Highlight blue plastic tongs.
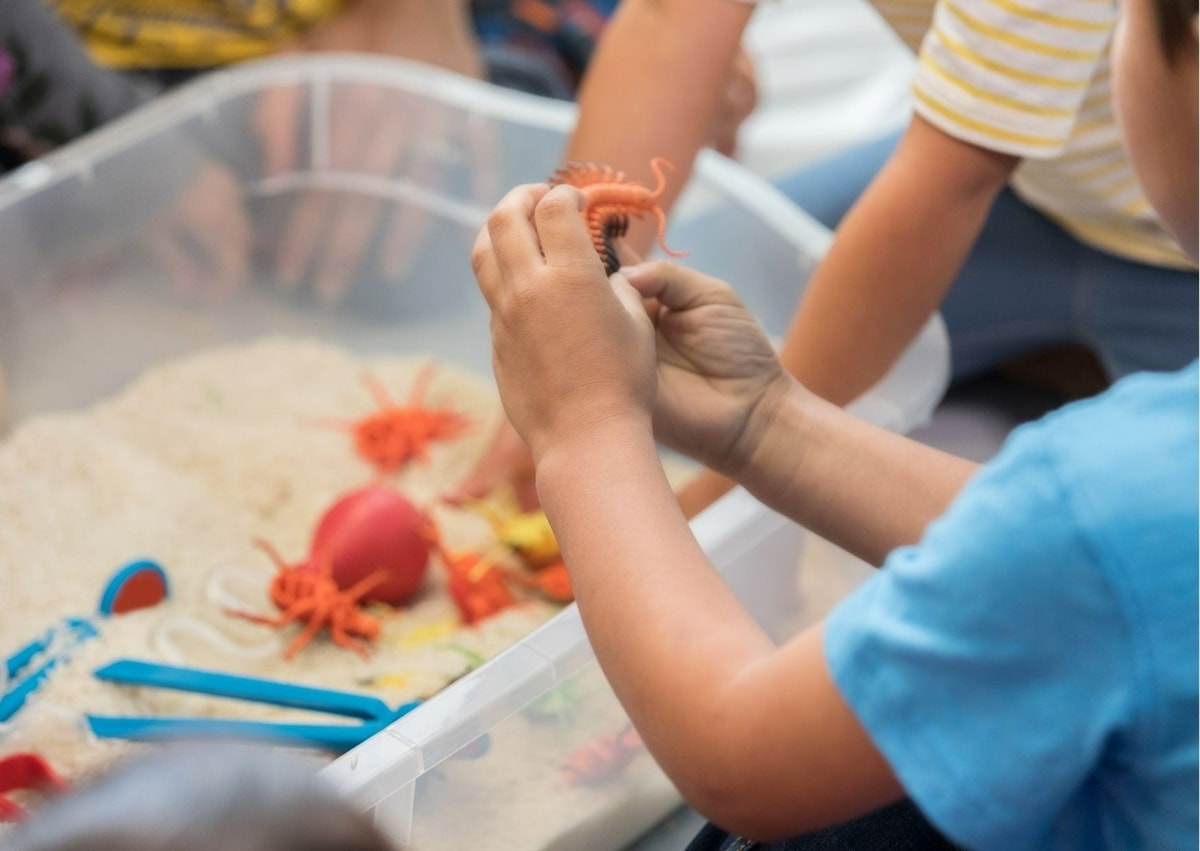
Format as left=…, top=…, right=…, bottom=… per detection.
left=86, top=659, right=422, bottom=753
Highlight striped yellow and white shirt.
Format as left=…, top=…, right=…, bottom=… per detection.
left=47, top=0, right=349, bottom=69
left=748, top=0, right=1192, bottom=269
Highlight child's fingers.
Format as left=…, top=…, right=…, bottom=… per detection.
left=485, top=184, right=551, bottom=282
left=533, top=185, right=595, bottom=267
left=610, top=270, right=661, bottom=321
left=610, top=273, right=655, bottom=323
left=470, top=226, right=504, bottom=309
left=620, top=260, right=739, bottom=312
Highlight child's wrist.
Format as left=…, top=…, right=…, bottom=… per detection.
left=533, top=414, right=657, bottom=496
left=735, top=376, right=814, bottom=487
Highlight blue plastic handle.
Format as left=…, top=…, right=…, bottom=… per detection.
left=94, top=660, right=396, bottom=720
left=86, top=706, right=419, bottom=753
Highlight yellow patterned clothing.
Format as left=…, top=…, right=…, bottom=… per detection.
left=45, top=0, right=351, bottom=69
left=745, top=0, right=1193, bottom=270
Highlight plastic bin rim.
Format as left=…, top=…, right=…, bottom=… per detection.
left=0, top=54, right=566, bottom=207
left=0, top=54, right=834, bottom=255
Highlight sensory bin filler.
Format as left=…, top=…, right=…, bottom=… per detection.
left=0, top=56, right=947, bottom=849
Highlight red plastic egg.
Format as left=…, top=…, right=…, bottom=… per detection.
left=308, top=486, right=431, bottom=606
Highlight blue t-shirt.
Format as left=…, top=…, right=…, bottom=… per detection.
left=825, top=363, right=1199, bottom=851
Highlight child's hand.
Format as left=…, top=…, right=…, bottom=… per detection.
left=259, top=0, right=488, bottom=302
left=621, top=261, right=791, bottom=478
left=443, top=418, right=539, bottom=511
left=472, top=183, right=659, bottom=466
left=148, top=162, right=251, bottom=300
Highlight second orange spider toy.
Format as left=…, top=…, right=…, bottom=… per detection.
left=226, top=539, right=386, bottom=660
left=327, top=364, right=473, bottom=477
left=549, top=156, right=687, bottom=275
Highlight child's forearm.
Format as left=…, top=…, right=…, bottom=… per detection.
left=535, top=421, right=796, bottom=807
left=781, top=117, right=1019, bottom=406
left=678, top=387, right=980, bottom=554
left=535, top=418, right=903, bottom=834
left=535, top=422, right=771, bottom=692
left=567, top=0, right=750, bottom=254
left=738, top=380, right=979, bottom=565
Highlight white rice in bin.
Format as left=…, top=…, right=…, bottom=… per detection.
left=0, top=337, right=695, bottom=849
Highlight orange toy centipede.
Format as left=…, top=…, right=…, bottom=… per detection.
left=549, top=157, right=687, bottom=275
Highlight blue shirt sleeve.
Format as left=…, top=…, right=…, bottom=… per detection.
left=824, top=422, right=1140, bottom=850
left=826, top=366, right=1198, bottom=850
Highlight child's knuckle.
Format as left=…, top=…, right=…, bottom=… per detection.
left=469, top=243, right=491, bottom=278
left=486, top=207, right=515, bottom=240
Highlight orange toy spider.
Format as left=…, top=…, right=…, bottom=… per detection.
left=423, top=520, right=518, bottom=624
left=549, top=156, right=687, bottom=275
left=461, top=497, right=574, bottom=602
left=326, top=364, right=473, bottom=476
left=434, top=540, right=518, bottom=625
left=226, top=539, right=386, bottom=660
left=445, top=552, right=518, bottom=626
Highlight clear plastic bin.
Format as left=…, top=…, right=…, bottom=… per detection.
left=0, top=56, right=948, bottom=850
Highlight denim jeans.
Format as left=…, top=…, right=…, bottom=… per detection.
left=774, top=132, right=1199, bottom=384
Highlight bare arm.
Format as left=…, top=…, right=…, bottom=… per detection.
left=536, top=423, right=904, bottom=839
left=566, top=0, right=753, bottom=254
left=737, top=379, right=979, bottom=565
left=534, top=383, right=975, bottom=833
left=783, top=115, right=1020, bottom=405
left=534, top=370, right=976, bottom=829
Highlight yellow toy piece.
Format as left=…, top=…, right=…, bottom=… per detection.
left=467, top=495, right=560, bottom=569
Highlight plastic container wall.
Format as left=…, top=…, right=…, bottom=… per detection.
left=0, top=56, right=948, bottom=850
